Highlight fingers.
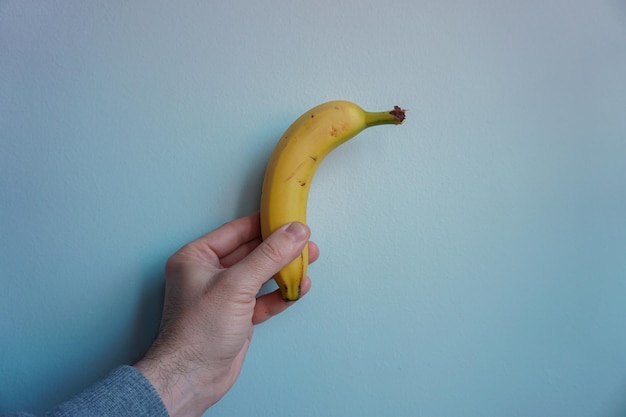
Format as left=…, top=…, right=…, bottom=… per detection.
left=219, top=237, right=262, bottom=268
left=192, top=212, right=261, bottom=259
left=224, top=222, right=310, bottom=295
left=183, top=211, right=320, bottom=269
left=252, top=276, right=312, bottom=324
left=307, top=241, right=320, bottom=264
left=221, top=239, right=320, bottom=269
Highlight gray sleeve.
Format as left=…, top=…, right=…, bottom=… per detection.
left=2, top=366, right=169, bottom=417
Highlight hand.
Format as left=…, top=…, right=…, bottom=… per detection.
left=134, top=212, right=318, bottom=417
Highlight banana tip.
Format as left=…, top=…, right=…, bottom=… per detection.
left=281, top=285, right=302, bottom=302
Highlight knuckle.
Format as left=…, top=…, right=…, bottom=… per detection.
left=258, top=239, right=285, bottom=265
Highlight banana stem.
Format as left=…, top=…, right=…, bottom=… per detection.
left=364, top=106, right=406, bottom=127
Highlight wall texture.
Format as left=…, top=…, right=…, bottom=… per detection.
left=1, top=1, right=626, bottom=416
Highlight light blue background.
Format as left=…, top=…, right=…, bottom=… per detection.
left=2, top=1, right=626, bottom=416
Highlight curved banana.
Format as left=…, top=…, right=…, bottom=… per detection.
left=260, top=100, right=405, bottom=301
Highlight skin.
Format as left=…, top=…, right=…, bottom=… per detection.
left=134, top=212, right=318, bottom=417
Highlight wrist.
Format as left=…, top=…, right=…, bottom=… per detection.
left=134, top=352, right=220, bottom=417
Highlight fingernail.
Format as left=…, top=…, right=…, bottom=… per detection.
left=284, top=222, right=308, bottom=242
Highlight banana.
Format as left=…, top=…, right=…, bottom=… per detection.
left=260, top=100, right=405, bottom=301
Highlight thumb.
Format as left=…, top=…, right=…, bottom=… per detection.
left=226, top=222, right=310, bottom=294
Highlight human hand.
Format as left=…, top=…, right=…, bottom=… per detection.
left=134, top=212, right=318, bottom=417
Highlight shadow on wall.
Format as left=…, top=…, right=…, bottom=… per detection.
left=28, top=264, right=165, bottom=415
left=126, top=263, right=166, bottom=362
left=235, top=137, right=274, bottom=220
left=237, top=133, right=280, bottom=296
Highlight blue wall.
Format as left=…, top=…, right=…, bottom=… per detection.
left=2, top=1, right=626, bottom=416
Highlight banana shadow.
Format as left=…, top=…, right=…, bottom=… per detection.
left=236, top=134, right=281, bottom=297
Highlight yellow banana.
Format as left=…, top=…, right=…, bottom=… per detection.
left=259, top=100, right=405, bottom=301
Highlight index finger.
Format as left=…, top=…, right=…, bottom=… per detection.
left=192, top=211, right=261, bottom=259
